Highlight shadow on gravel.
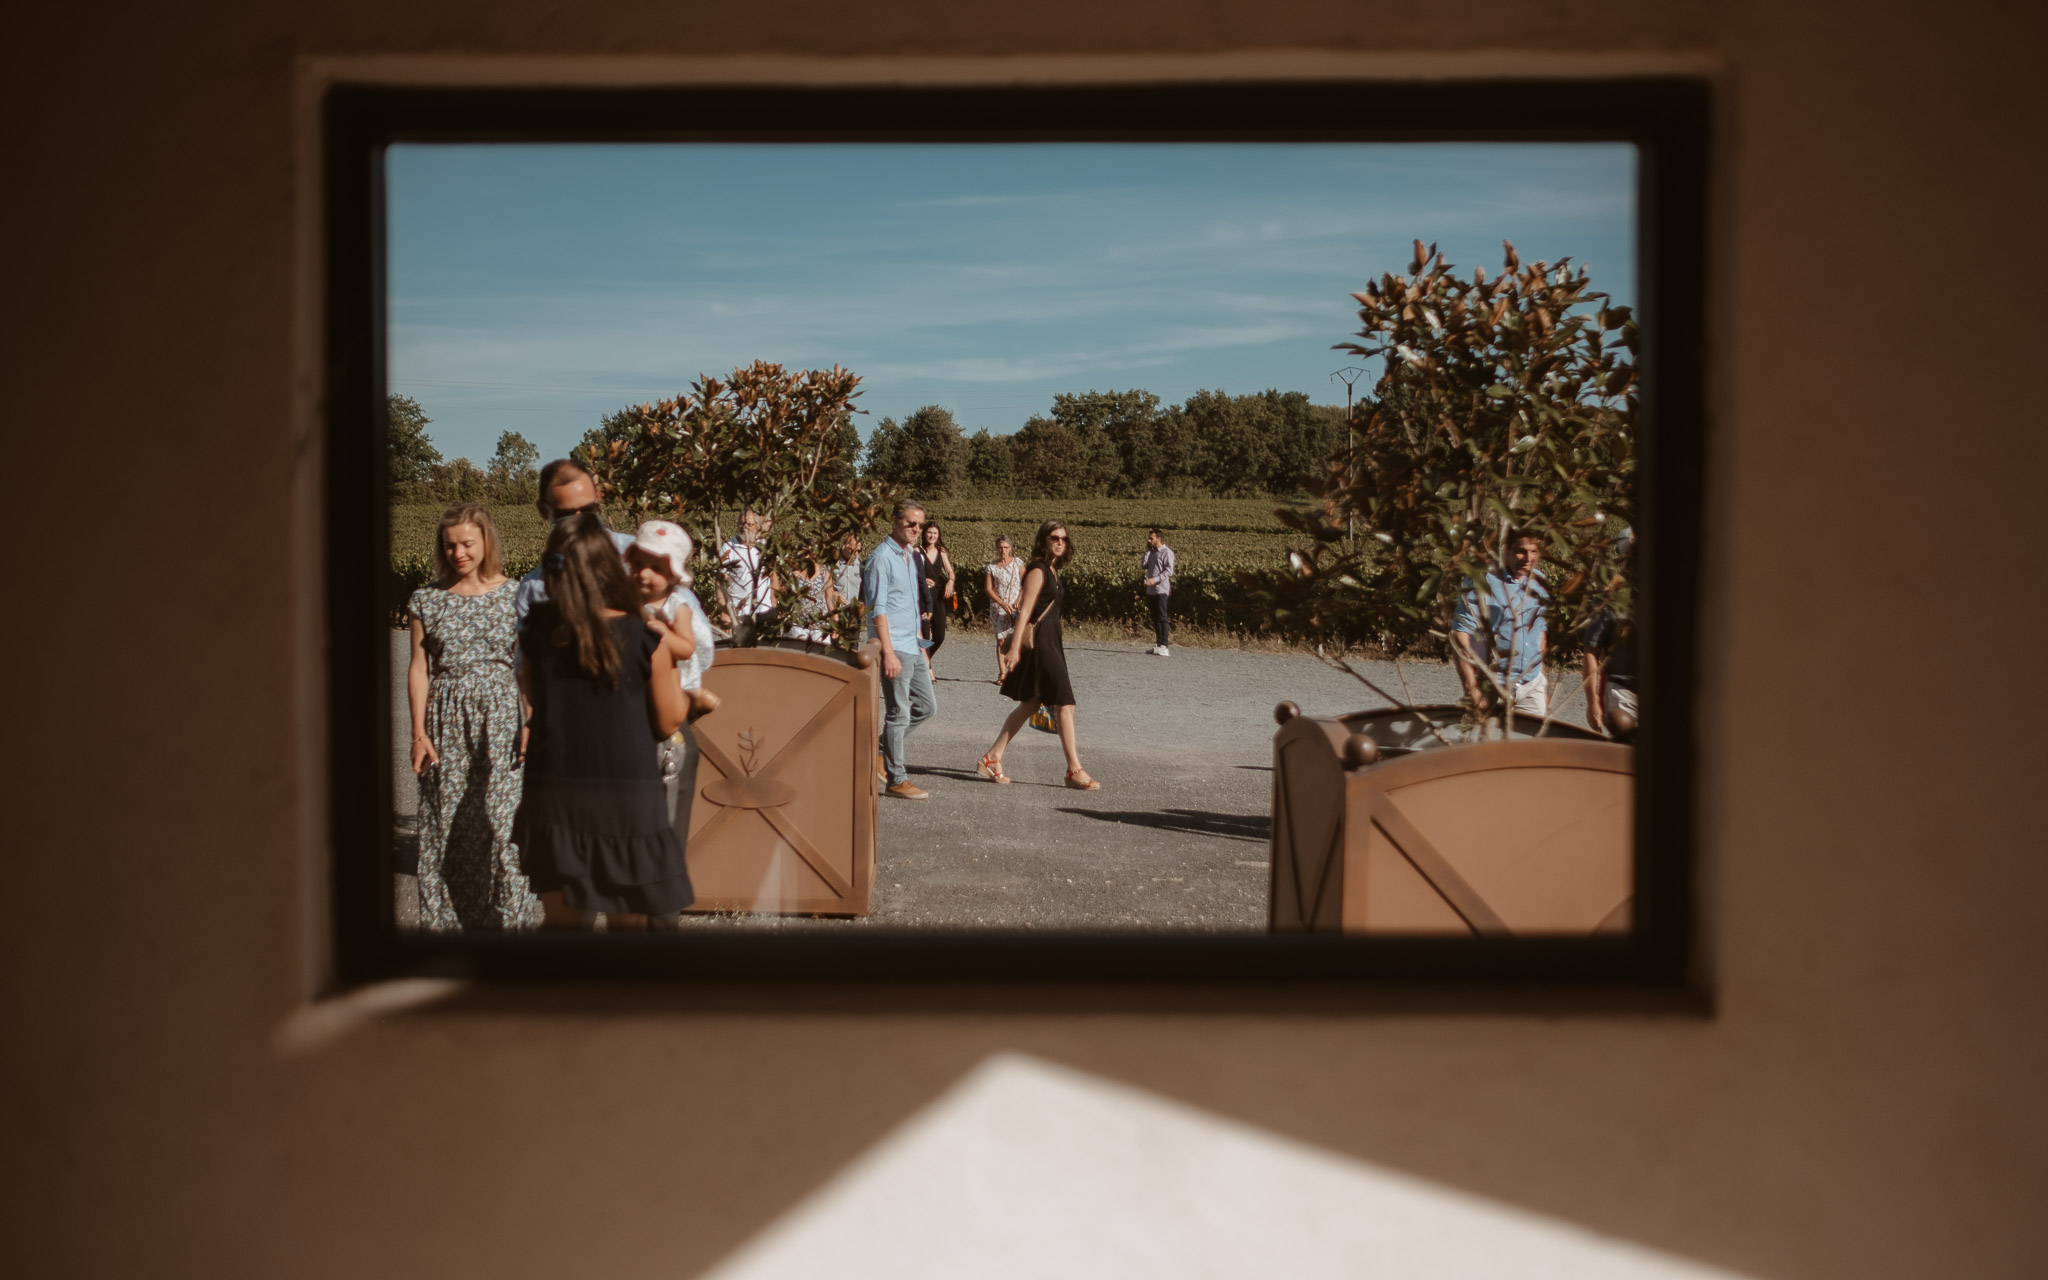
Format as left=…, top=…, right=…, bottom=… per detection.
left=1056, top=808, right=1271, bottom=843
left=912, top=765, right=1073, bottom=790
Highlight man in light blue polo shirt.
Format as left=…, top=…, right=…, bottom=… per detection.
left=863, top=499, right=937, bottom=800
left=1452, top=527, right=1551, bottom=725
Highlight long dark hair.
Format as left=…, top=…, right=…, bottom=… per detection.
left=1029, top=519, right=1073, bottom=570
left=541, top=511, right=639, bottom=686
left=920, top=521, right=951, bottom=568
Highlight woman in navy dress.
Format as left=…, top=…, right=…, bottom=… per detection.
left=515, top=511, right=694, bottom=924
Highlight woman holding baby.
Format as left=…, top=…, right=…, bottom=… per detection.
left=514, top=510, right=698, bottom=925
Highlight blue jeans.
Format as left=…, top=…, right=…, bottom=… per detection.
left=880, top=649, right=937, bottom=785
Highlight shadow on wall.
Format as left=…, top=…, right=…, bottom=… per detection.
left=699, top=1053, right=1755, bottom=1280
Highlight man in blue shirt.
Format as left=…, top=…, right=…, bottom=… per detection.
left=1451, top=528, right=1551, bottom=725
left=863, top=500, right=937, bottom=799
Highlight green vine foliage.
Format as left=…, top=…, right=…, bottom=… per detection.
left=574, top=361, right=896, bottom=649
left=1244, top=240, right=1636, bottom=688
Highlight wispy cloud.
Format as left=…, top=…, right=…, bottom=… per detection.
left=387, top=141, right=1634, bottom=459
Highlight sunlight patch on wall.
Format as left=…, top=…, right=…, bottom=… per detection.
left=702, top=1053, right=1748, bottom=1280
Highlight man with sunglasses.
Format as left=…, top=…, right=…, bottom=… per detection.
left=513, top=459, right=638, bottom=631
left=862, top=499, right=937, bottom=800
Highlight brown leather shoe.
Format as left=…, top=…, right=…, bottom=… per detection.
left=885, top=781, right=930, bottom=800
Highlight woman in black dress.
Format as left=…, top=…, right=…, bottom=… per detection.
left=515, top=511, right=694, bottom=926
left=917, top=521, right=956, bottom=662
left=977, top=520, right=1100, bottom=790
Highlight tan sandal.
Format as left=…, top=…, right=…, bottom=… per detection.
left=977, top=752, right=1011, bottom=784
left=1064, top=768, right=1100, bottom=791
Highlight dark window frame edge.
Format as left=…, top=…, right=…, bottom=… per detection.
left=323, top=78, right=1711, bottom=1005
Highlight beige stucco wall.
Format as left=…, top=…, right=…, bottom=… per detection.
left=4, top=2, right=2045, bottom=1276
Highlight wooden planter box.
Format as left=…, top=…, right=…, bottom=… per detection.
left=683, top=641, right=882, bottom=917
left=1269, top=704, right=1632, bottom=935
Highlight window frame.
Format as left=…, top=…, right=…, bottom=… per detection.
left=324, top=79, right=1709, bottom=993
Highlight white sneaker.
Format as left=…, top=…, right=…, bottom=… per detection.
left=1158, top=646, right=1169, bottom=657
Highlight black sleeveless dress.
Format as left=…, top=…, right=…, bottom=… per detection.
left=514, top=606, right=693, bottom=914
left=920, top=548, right=954, bottom=656
left=998, top=560, right=1076, bottom=707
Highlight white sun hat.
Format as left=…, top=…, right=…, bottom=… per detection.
left=634, top=519, right=695, bottom=586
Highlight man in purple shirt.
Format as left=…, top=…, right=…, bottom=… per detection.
left=1141, top=528, right=1175, bottom=656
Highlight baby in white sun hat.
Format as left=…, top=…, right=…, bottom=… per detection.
left=628, top=520, right=719, bottom=721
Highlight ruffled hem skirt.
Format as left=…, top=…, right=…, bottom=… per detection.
left=514, top=777, right=693, bottom=914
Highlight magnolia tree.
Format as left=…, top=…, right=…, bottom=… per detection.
left=576, top=360, right=893, bottom=649
left=1248, top=240, right=1637, bottom=732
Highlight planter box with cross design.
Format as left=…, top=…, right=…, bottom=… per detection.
left=683, top=641, right=882, bottom=916
left=1267, top=703, right=1633, bottom=935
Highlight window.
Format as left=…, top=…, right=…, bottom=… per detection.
left=324, top=80, right=1707, bottom=988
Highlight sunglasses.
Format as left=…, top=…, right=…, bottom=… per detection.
left=550, top=502, right=601, bottom=521
left=902, top=519, right=925, bottom=528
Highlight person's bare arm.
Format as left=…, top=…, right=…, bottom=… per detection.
left=941, top=550, right=956, bottom=598
left=646, top=614, right=695, bottom=665
left=408, top=617, right=438, bottom=773
left=515, top=660, right=533, bottom=762
left=1450, top=628, right=1485, bottom=707
left=1583, top=651, right=1607, bottom=734
left=873, top=611, right=900, bottom=679
left=648, top=638, right=687, bottom=738
left=1007, top=568, right=1046, bottom=663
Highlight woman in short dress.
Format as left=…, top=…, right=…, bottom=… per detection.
left=984, top=535, right=1023, bottom=683
left=977, top=520, right=1100, bottom=790
left=405, top=503, right=542, bottom=930
left=515, top=511, right=693, bottom=925
left=917, top=522, right=956, bottom=662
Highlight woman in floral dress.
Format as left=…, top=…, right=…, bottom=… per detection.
left=406, top=503, right=542, bottom=931
left=984, top=535, right=1023, bottom=683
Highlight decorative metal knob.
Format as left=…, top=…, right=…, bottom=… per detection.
left=1342, top=734, right=1380, bottom=769
left=1274, top=700, right=1300, bottom=725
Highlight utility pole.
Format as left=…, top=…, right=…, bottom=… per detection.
left=1329, top=366, right=1368, bottom=423
left=1329, top=367, right=1369, bottom=544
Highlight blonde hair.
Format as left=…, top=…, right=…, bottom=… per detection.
left=433, top=503, right=504, bottom=584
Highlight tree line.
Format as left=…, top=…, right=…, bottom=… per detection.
left=863, top=388, right=1348, bottom=500
left=391, top=384, right=1349, bottom=508
left=387, top=394, right=543, bottom=504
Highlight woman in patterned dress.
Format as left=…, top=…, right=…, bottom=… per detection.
left=788, top=557, right=833, bottom=644
left=984, top=534, right=1022, bottom=684
left=405, top=503, right=542, bottom=931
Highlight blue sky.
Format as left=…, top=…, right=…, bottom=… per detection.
left=386, top=143, right=1636, bottom=467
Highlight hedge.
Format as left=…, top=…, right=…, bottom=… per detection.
left=389, top=551, right=1449, bottom=654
